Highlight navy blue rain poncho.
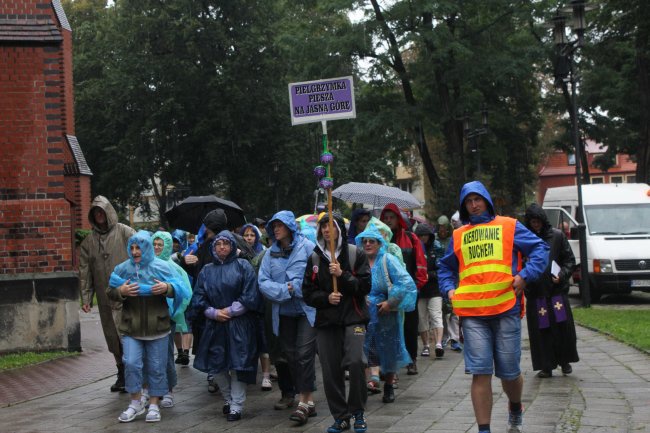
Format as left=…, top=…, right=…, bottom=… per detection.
left=192, top=230, right=264, bottom=384
left=109, top=231, right=189, bottom=320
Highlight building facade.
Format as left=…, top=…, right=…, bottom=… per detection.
left=0, top=0, right=91, bottom=353
left=537, top=140, right=636, bottom=203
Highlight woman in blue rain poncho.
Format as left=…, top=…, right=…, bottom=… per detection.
left=152, top=231, right=193, bottom=372
left=192, top=230, right=264, bottom=421
left=106, top=230, right=189, bottom=424
left=355, top=224, right=416, bottom=404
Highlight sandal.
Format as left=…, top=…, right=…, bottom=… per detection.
left=367, top=377, right=381, bottom=394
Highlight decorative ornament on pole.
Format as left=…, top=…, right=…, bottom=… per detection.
left=288, top=76, right=356, bottom=293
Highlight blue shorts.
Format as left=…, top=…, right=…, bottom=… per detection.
left=461, top=314, right=521, bottom=380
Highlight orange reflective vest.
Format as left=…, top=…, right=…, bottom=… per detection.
left=451, top=215, right=517, bottom=317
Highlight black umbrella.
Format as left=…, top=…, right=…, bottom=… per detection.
left=164, top=195, right=246, bottom=234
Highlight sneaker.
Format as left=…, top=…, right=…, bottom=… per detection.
left=406, top=363, right=418, bottom=375
left=353, top=411, right=367, bottom=433
left=421, top=346, right=430, bottom=357
left=261, top=377, right=273, bottom=391
left=435, top=344, right=445, bottom=358
left=180, top=349, right=190, bottom=366
left=507, top=407, right=524, bottom=433
left=145, top=407, right=161, bottom=423
left=289, top=404, right=310, bottom=425
left=207, top=375, right=219, bottom=393
left=537, top=370, right=552, bottom=378
left=327, top=418, right=351, bottom=433
left=175, top=351, right=183, bottom=364
left=118, top=400, right=146, bottom=422
left=274, top=395, right=295, bottom=410
left=561, top=363, right=573, bottom=375
left=160, top=393, right=174, bottom=408
left=227, top=410, right=242, bottom=421
left=450, top=340, right=462, bottom=352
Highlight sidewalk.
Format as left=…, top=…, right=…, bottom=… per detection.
left=1, top=306, right=649, bottom=432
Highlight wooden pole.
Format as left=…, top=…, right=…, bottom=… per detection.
left=322, top=120, right=338, bottom=293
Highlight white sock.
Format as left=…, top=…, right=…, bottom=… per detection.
left=298, top=402, right=309, bottom=409
left=149, top=403, right=159, bottom=411
left=131, top=399, right=141, bottom=407
left=263, top=372, right=270, bottom=379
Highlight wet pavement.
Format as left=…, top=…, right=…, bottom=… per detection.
left=1, top=301, right=648, bottom=432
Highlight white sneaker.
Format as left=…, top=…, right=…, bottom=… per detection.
left=261, top=377, right=272, bottom=391
left=160, top=393, right=174, bottom=408
left=118, top=400, right=146, bottom=422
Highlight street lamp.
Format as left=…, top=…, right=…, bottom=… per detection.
left=549, top=0, right=596, bottom=307
left=463, top=105, right=489, bottom=175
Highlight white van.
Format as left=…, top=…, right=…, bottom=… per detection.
left=542, top=183, right=650, bottom=302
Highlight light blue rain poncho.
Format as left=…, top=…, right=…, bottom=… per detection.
left=152, top=231, right=193, bottom=332
left=355, top=223, right=417, bottom=373
left=258, top=210, right=316, bottom=336
left=109, top=231, right=190, bottom=323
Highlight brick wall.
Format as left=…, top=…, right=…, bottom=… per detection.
left=0, top=1, right=79, bottom=274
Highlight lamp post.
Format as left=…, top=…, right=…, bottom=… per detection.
left=549, top=0, right=596, bottom=307
left=463, top=105, right=489, bottom=175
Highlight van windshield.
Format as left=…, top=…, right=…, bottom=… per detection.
left=585, top=204, right=650, bottom=235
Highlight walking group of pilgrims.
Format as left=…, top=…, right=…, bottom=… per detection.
left=79, top=179, right=580, bottom=433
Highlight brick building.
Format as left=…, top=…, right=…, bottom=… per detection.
left=537, top=139, right=637, bottom=203
left=0, top=0, right=91, bottom=353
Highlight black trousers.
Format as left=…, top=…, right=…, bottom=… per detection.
left=403, top=309, right=419, bottom=363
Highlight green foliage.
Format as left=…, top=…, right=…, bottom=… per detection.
left=573, top=308, right=650, bottom=351
left=0, top=351, right=79, bottom=371
left=75, top=229, right=92, bottom=246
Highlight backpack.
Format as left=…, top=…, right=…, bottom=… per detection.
left=311, top=244, right=357, bottom=272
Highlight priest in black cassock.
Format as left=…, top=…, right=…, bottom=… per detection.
left=523, top=203, right=579, bottom=378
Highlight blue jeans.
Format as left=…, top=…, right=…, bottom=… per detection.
left=122, top=334, right=169, bottom=396
left=462, top=314, right=521, bottom=380
left=213, top=371, right=247, bottom=412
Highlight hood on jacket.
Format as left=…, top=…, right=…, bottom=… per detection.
left=367, top=216, right=393, bottom=243
left=239, top=223, right=265, bottom=254
left=210, top=230, right=239, bottom=263
left=127, top=230, right=156, bottom=266
left=524, top=203, right=552, bottom=235
left=88, top=195, right=119, bottom=234
left=171, top=229, right=187, bottom=251
left=265, top=210, right=298, bottom=244
left=347, top=208, right=371, bottom=242
left=152, top=231, right=174, bottom=261
left=203, top=209, right=228, bottom=234
left=355, top=223, right=389, bottom=256
left=316, top=212, right=346, bottom=257
left=459, top=181, right=495, bottom=224
left=380, top=203, right=408, bottom=232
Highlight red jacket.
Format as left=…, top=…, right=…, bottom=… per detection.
left=380, top=203, right=428, bottom=289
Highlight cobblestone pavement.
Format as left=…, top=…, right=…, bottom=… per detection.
left=1, top=304, right=648, bottom=433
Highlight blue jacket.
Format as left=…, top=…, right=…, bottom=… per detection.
left=258, top=210, right=316, bottom=335
left=192, top=231, right=263, bottom=383
left=438, top=181, right=549, bottom=316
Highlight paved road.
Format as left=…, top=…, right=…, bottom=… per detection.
left=1, top=304, right=648, bottom=432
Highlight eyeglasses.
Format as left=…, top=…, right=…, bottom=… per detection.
left=361, top=238, right=378, bottom=244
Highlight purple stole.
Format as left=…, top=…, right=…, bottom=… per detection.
left=536, top=295, right=567, bottom=329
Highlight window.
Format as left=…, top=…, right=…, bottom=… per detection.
left=567, top=153, right=576, bottom=165
left=611, top=175, right=623, bottom=184
left=396, top=181, right=413, bottom=193
left=590, top=176, right=604, bottom=184
left=627, top=175, right=637, bottom=183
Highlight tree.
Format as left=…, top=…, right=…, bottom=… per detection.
left=580, top=0, right=650, bottom=183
